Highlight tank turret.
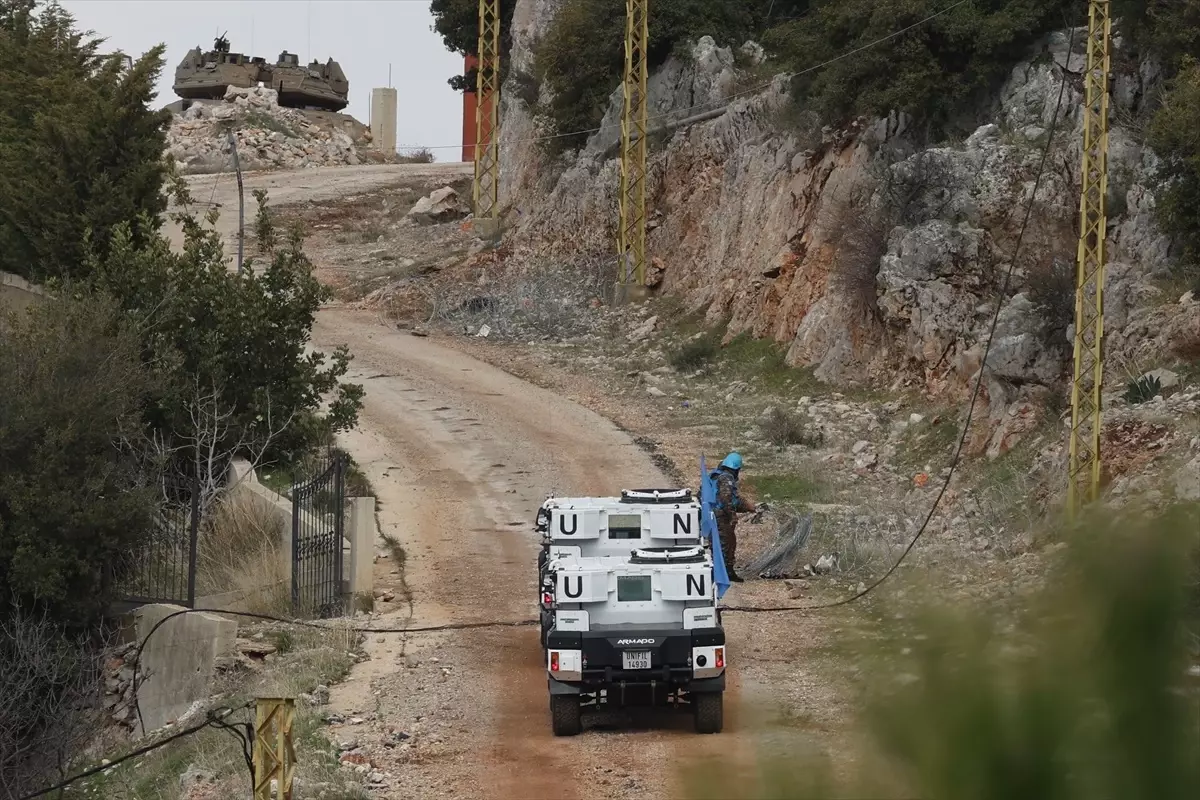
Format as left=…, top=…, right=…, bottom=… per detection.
left=172, top=36, right=349, bottom=112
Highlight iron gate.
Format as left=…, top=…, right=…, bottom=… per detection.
left=116, top=475, right=200, bottom=607
left=291, top=453, right=346, bottom=617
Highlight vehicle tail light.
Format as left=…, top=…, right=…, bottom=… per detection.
left=542, top=592, right=553, bottom=605
left=550, top=651, right=559, bottom=672
left=715, top=648, right=724, bottom=669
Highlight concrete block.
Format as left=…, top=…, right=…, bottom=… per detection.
left=371, top=87, right=397, bottom=154
left=133, top=603, right=237, bottom=736
left=347, top=496, right=377, bottom=600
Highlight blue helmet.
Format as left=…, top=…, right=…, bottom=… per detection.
left=720, top=452, right=743, bottom=471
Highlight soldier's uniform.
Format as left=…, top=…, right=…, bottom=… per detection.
left=712, top=467, right=755, bottom=579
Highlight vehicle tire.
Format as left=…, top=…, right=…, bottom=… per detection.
left=693, top=692, right=723, bottom=734
left=550, top=694, right=582, bottom=736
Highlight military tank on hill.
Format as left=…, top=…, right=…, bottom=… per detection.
left=173, top=34, right=349, bottom=112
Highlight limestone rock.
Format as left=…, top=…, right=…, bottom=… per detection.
left=984, top=293, right=1061, bottom=385
left=1173, top=455, right=1200, bottom=501
left=407, top=187, right=468, bottom=225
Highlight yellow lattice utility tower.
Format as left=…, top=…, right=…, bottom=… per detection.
left=1068, top=0, right=1112, bottom=516
left=253, top=698, right=296, bottom=800
left=617, top=0, right=650, bottom=300
left=473, top=0, right=501, bottom=229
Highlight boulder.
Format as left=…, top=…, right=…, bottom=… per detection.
left=984, top=293, right=1062, bottom=385
left=406, top=187, right=468, bottom=225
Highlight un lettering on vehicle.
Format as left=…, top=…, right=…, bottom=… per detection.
left=556, top=571, right=607, bottom=602
left=551, top=509, right=601, bottom=540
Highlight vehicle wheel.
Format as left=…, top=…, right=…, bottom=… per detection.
left=693, top=692, right=723, bottom=734
left=550, top=694, right=582, bottom=736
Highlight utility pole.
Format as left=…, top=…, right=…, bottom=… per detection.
left=253, top=698, right=295, bottom=799
left=227, top=130, right=245, bottom=274
left=1067, top=0, right=1112, bottom=516
left=472, top=0, right=501, bottom=233
left=616, top=0, right=650, bottom=302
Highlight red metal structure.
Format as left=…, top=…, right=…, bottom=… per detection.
left=461, top=54, right=495, bottom=164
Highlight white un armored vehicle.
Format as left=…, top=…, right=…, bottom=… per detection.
left=535, top=488, right=725, bottom=736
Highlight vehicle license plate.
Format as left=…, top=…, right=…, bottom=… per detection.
left=622, top=650, right=651, bottom=670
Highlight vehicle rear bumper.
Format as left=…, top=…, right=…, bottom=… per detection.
left=545, top=627, right=725, bottom=693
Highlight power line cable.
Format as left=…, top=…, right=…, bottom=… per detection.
left=128, top=607, right=538, bottom=734
left=17, top=706, right=246, bottom=800
left=722, top=20, right=1080, bottom=615
left=397, top=0, right=974, bottom=151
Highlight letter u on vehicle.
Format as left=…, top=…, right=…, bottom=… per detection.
left=559, top=513, right=578, bottom=535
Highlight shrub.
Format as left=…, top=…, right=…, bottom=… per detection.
left=670, top=334, right=719, bottom=371
left=687, top=503, right=1200, bottom=798
left=0, top=1, right=171, bottom=282
left=1125, top=374, right=1162, bottom=404
left=0, top=605, right=108, bottom=799
left=397, top=147, right=435, bottom=164
left=827, top=197, right=890, bottom=323
left=762, top=0, right=1077, bottom=133
left=0, top=295, right=158, bottom=626
left=1149, top=58, right=1200, bottom=285
left=253, top=188, right=277, bottom=254
left=1028, top=256, right=1076, bottom=351
left=759, top=407, right=824, bottom=448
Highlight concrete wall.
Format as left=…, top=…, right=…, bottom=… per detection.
left=132, top=603, right=237, bottom=736
left=370, top=87, right=397, bottom=154
left=0, top=270, right=49, bottom=320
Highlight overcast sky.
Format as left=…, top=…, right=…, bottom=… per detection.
left=61, top=0, right=465, bottom=160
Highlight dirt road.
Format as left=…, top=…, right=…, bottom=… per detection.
left=168, top=162, right=471, bottom=252
left=311, top=308, right=759, bottom=799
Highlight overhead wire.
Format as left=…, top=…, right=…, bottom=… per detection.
left=16, top=706, right=249, bottom=800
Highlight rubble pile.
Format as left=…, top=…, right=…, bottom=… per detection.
left=167, top=85, right=373, bottom=174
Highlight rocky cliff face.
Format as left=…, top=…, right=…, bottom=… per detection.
left=498, top=1, right=1197, bottom=424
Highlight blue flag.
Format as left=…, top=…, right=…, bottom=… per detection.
left=699, top=455, right=730, bottom=599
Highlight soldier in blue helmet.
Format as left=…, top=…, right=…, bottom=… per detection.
left=711, top=452, right=756, bottom=582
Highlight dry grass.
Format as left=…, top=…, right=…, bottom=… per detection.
left=195, top=490, right=289, bottom=615
left=759, top=407, right=824, bottom=448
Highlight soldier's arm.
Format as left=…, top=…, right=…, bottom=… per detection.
left=738, top=490, right=757, bottom=513
left=716, top=475, right=734, bottom=508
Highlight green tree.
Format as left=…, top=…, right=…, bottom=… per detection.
left=1113, top=0, right=1200, bottom=69
left=1148, top=57, right=1200, bottom=283
left=0, top=295, right=159, bottom=627
left=763, top=0, right=1077, bottom=133
left=429, top=0, right=518, bottom=91
left=0, top=0, right=170, bottom=282
left=85, top=199, right=363, bottom=479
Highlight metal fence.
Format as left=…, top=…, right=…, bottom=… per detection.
left=115, top=475, right=200, bottom=607
left=291, top=453, right=346, bottom=618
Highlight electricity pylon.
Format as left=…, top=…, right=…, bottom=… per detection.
left=473, top=0, right=500, bottom=225
left=1067, top=0, right=1112, bottom=516
left=617, top=0, right=649, bottom=296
